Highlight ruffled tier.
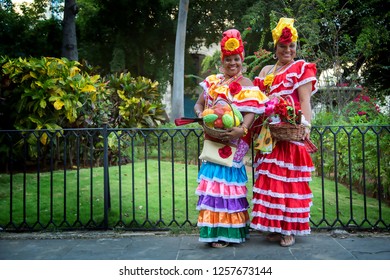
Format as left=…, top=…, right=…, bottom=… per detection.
left=199, top=226, right=250, bottom=243
left=254, top=141, right=315, bottom=180
left=197, top=161, right=248, bottom=186
left=253, top=179, right=313, bottom=200
left=251, top=194, right=312, bottom=236
left=198, top=210, right=249, bottom=243
left=250, top=216, right=311, bottom=236
left=197, top=195, right=249, bottom=213
left=252, top=193, right=313, bottom=214
left=200, top=74, right=269, bottom=114
left=254, top=141, right=314, bottom=169
left=196, top=180, right=247, bottom=198
left=198, top=209, right=249, bottom=228
left=250, top=141, right=313, bottom=236
left=253, top=60, right=318, bottom=97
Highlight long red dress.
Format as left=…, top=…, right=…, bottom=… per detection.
left=250, top=60, right=318, bottom=236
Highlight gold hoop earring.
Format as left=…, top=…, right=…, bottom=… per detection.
left=273, top=54, right=277, bottom=60
left=218, top=66, right=225, bottom=74
left=241, top=65, right=247, bottom=74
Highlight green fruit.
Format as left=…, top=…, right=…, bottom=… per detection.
left=231, top=105, right=243, bottom=122
left=222, top=114, right=234, bottom=128
left=203, top=113, right=218, bottom=123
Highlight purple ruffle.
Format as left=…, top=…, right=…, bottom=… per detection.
left=197, top=195, right=249, bottom=213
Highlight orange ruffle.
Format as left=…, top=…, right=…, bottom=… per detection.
left=198, top=209, right=249, bottom=227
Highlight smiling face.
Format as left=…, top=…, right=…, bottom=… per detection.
left=275, top=42, right=297, bottom=64
left=222, top=54, right=243, bottom=77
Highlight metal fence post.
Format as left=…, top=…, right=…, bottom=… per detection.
left=102, top=117, right=111, bottom=229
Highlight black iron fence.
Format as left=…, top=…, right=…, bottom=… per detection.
left=0, top=125, right=389, bottom=232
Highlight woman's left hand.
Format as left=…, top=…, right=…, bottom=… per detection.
left=221, top=126, right=245, bottom=142
left=303, top=126, right=311, bottom=140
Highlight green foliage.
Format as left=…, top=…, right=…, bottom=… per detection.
left=0, top=56, right=169, bottom=130
left=105, top=73, right=168, bottom=128
left=1, top=56, right=106, bottom=130
left=0, top=56, right=169, bottom=170
left=200, top=50, right=221, bottom=76
left=2, top=0, right=388, bottom=102
left=0, top=1, right=62, bottom=58
left=312, top=91, right=390, bottom=202
left=341, top=92, right=386, bottom=124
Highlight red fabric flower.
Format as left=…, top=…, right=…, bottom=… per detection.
left=274, top=102, right=288, bottom=118
left=229, top=82, right=242, bottom=95
left=218, top=145, right=232, bottom=158
left=278, top=27, right=293, bottom=45
left=265, top=96, right=302, bottom=124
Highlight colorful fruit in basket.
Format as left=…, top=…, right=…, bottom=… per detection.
left=213, top=107, right=225, bottom=118
left=201, top=108, right=214, bottom=117
left=203, top=113, right=218, bottom=123
left=222, top=114, right=234, bottom=128
left=232, top=106, right=243, bottom=122
left=214, top=118, right=224, bottom=129
left=202, top=102, right=242, bottom=129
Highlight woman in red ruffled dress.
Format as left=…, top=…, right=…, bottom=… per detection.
left=250, top=18, right=318, bottom=247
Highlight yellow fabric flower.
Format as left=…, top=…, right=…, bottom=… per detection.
left=272, top=18, right=298, bottom=46
left=224, top=38, right=240, bottom=51
left=264, top=74, right=275, bottom=87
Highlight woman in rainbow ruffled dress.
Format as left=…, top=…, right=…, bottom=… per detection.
left=193, top=29, right=268, bottom=248
left=250, top=18, right=318, bottom=247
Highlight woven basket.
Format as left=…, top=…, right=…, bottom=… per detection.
left=269, top=122, right=306, bottom=142
left=268, top=95, right=305, bottom=142
left=203, top=124, right=227, bottom=139
left=202, top=99, right=238, bottom=138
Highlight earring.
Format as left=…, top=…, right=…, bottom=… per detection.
left=218, top=65, right=225, bottom=74
left=241, top=65, right=247, bottom=74
left=272, top=54, right=277, bottom=60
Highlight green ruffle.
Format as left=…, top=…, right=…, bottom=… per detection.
left=199, top=226, right=250, bottom=243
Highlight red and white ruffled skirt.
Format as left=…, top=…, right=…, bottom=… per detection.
left=250, top=140, right=315, bottom=236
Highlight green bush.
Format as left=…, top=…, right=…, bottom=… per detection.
left=0, top=56, right=169, bottom=169
left=312, top=91, right=390, bottom=201
left=0, top=56, right=106, bottom=130
left=105, top=72, right=168, bottom=128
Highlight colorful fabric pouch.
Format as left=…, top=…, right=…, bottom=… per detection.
left=199, top=140, right=236, bottom=167
left=254, top=125, right=275, bottom=154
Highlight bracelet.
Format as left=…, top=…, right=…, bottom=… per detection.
left=241, top=125, right=248, bottom=137
left=195, top=110, right=202, bottom=117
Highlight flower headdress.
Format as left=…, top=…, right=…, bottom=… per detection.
left=220, top=29, right=245, bottom=60
left=272, top=18, right=298, bottom=46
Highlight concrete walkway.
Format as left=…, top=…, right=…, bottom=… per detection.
left=1, top=230, right=390, bottom=260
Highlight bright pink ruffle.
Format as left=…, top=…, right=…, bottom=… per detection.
left=196, top=180, right=247, bottom=198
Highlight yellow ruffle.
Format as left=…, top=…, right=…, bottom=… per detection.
left=205, top=74, right=221, bottom=85
left=232, top=88, right=268, bottom=103
left=209, top=85, right=267, bottom=103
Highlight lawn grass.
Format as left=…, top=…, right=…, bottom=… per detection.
left=0, top=160, right=389, bottom=230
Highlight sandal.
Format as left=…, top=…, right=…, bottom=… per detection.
left=210, top=241, right=230, bottom=248
left=280, top=235, right=295, bottom=247
left=266, top=232, right=282, bottom=242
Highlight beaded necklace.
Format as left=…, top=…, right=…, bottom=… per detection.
left=263, top=60, right=293, bottom=94
left=219, top=72, right=243, bottom=86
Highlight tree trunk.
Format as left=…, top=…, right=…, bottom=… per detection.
left=171, top=0, right=189, bottom=121
left=61, top=0, right=79, bottom=61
